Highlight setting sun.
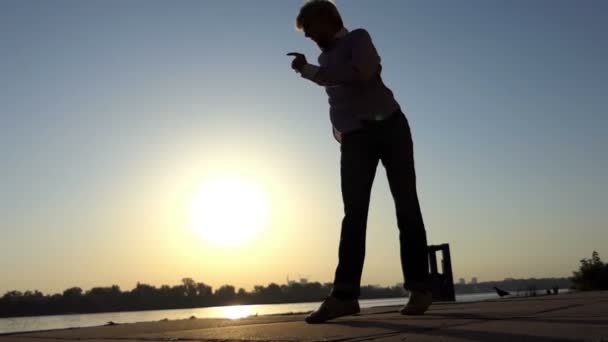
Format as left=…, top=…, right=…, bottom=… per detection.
left=190, top=176, right=270, bottom=247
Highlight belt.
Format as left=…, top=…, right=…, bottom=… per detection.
left=360, top=109, right=401, bottom=126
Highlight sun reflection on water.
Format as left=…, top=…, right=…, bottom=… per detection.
left=222, top=305, right=255, bottom=320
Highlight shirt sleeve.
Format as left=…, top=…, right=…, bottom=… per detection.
left=300, top=64, right=320, bottom=80
left=302, top=29, right=380, bottom=86
left=332, top=126, right=343, bottom=143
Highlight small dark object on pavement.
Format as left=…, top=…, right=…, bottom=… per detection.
left=494, top=286, right=511, bottom=297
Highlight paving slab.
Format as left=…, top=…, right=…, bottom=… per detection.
left=2, top=290, right=607, bottom=342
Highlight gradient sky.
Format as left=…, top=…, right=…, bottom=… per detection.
left=1, top=0, right=607, bottom=296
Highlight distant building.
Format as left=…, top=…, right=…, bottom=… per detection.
left=471, top=277, right=478, bottom=284
left=459, top=278, right=466, bottom=285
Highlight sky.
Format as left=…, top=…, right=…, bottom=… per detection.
left=1, top=0, right=607, bottom=296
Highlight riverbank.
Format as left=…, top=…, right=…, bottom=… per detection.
left=0, top=292, right=505, bottom=334
left=1, top=290, right=606, bottom=341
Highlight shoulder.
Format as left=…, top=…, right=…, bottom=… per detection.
left=344, top=28, right=375, bottom=48
left=348, top=28, right=372, bottom=41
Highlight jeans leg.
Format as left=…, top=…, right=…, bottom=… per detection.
left=331, top=129, right=380, bottom=299
left=379, top=114, right=430, bottom=292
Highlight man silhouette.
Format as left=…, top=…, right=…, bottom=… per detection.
left=288, top=0, right=432, bottom=323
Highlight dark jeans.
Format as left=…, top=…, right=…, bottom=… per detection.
left=330, top=110, right=430, bottom=299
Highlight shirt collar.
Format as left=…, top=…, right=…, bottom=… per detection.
left=334, top=27, right=348, bottom=39
left=321, top=27, right=348, bottom=51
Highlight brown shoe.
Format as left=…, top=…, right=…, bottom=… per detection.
left=399, top=289, right=432, bottom=315
left=305, top=296, right=360, bottom=324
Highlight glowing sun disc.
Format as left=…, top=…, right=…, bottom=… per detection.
left=190, top=177, right=269, bottom=246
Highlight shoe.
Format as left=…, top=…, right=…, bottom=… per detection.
left=305, top=295, right=360, bottom=324
left=400, top=289, right=432, bottom=315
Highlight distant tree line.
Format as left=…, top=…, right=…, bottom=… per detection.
left=0, top=278, right=406, bottom=318
left=454, top=277, right=572, bottom=295
left=456, top=251, right=608, bottom=294
left=5, top=250, right=604, bottom=318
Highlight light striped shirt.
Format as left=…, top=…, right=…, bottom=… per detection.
left=299, top=27, right=402, bottom=142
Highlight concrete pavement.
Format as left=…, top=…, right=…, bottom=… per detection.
left=2, top=290, right=607, bottom=341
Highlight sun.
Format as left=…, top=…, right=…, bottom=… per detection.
left=190, top=176, right=270, bottom=247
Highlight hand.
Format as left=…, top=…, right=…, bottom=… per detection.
left=287, top=52, right=307, bottom=72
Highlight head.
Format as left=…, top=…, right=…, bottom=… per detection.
left=296, top=0, right=344, bottom=49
